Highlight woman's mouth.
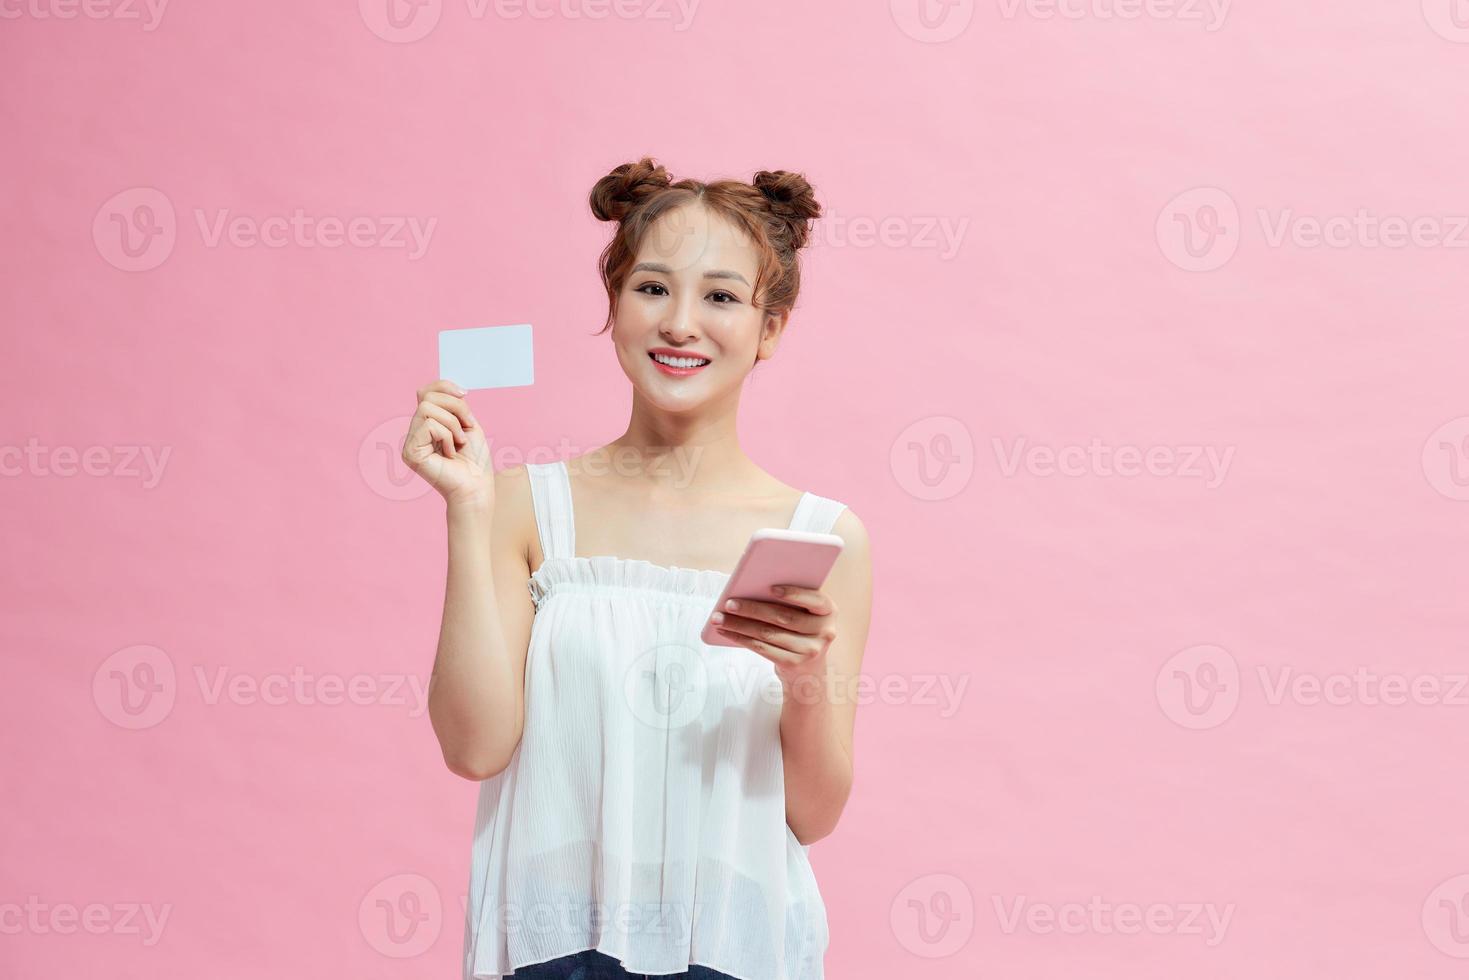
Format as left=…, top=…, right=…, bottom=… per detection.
left=649, top=351, right=711, bottom=376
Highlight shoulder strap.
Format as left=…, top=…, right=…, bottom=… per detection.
left=787, top=492, right=848, bottom=536
left=526, top=459, right=577, bottom=561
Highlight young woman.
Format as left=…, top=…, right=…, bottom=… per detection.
left=401, top=157, right=873, bottom=980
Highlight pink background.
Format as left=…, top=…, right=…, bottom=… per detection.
left=5, top=1, right=1469, bottom=977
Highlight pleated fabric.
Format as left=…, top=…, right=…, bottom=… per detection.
left=462, top=458, right=848, bottom=980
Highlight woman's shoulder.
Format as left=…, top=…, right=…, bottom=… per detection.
left=489, top=462, right=540, bottom=567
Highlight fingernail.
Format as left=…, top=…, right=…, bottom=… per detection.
left=726, top=599, right=739, bottom=611
left=453, top=385, right=468, bottom=396
left=711, top=612, right=725, bottom=624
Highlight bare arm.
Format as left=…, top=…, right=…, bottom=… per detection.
left=427, top=472, right=536, bottom=780
left=780, top=509, right=872, bottom=844
left=401, top=380, right=536, bottom=781
left=706, top=507, right=874, bottom=844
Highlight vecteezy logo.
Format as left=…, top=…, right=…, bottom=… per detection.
left=889, top=0, right=975, bottom=42
left=890, top=416, right=974, bottom=501
left=890, top=873, right=974, bottom=958
left=93, top=188, right=177, bottom=272
left=359, top=0, right=442, bottom=42
left=1422, top=416, right=1469, bottom=501
left=359, top=416, right=435, bottom=502
left=1156, top=644, right=1239, bottom=730
left=1423, top=0, right=1469, bottom=42
left=93, top=644, right=177, bottom=729
left=625, top=642, right=709, bottom=731
left=359, top=873, right=442, bottom=957
left=1423, top=874, right=1469, bottom=957
left=645, top=202, right=714, bottom=275
left=1156, top=187, right=1240, bottom=272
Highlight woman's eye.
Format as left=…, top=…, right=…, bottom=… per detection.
left=636, top=283, right=737, bottom=304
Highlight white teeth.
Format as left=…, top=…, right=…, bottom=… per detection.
left=652, top=353, right=710, bottom=368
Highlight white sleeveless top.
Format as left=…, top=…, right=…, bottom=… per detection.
left=462, top=458, right=848, bottom=980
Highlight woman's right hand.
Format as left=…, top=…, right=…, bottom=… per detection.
left=401, top=380, right=494, bottom=509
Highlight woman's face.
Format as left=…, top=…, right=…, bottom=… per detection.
left=611, top=201, right=783, bottom=412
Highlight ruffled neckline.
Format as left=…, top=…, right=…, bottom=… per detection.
left=527, top=555, right=731, bottom=608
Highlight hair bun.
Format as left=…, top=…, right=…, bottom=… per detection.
left=589, top=157, right=673, bottom=223
left=753, top=169, right=821, bottom=250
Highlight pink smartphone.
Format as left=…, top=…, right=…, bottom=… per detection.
left=700, top=528, right=846, bottom=647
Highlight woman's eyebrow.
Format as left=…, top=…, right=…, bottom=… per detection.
left=704, top=269, right=750, bottom=286
left=631, top=261, right=750, bottom=286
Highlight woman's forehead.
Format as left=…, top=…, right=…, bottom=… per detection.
left=636, top=203, right=758, bottom=278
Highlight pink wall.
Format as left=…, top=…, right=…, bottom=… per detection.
left=5, top=1, right=1469, bottom=977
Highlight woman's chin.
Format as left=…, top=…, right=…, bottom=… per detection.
left=635, top=377, right=719, bottom=413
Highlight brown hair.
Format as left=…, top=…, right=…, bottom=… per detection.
left=587, top=156, right=822, bottom=338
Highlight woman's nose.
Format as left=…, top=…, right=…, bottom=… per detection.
left=660, top=295, right=700, bottom=341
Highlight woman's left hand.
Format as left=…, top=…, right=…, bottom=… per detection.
left=710, top=586, right=838, bottom=687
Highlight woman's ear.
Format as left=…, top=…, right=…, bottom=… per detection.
left=605, top=292, right=620, bottom=335
left=756, top=311, right=789, bottom=362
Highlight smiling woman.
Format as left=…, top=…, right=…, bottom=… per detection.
left=591, top=158, right=822, bottom=378
left=400, top=156, right=873, bottom=980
